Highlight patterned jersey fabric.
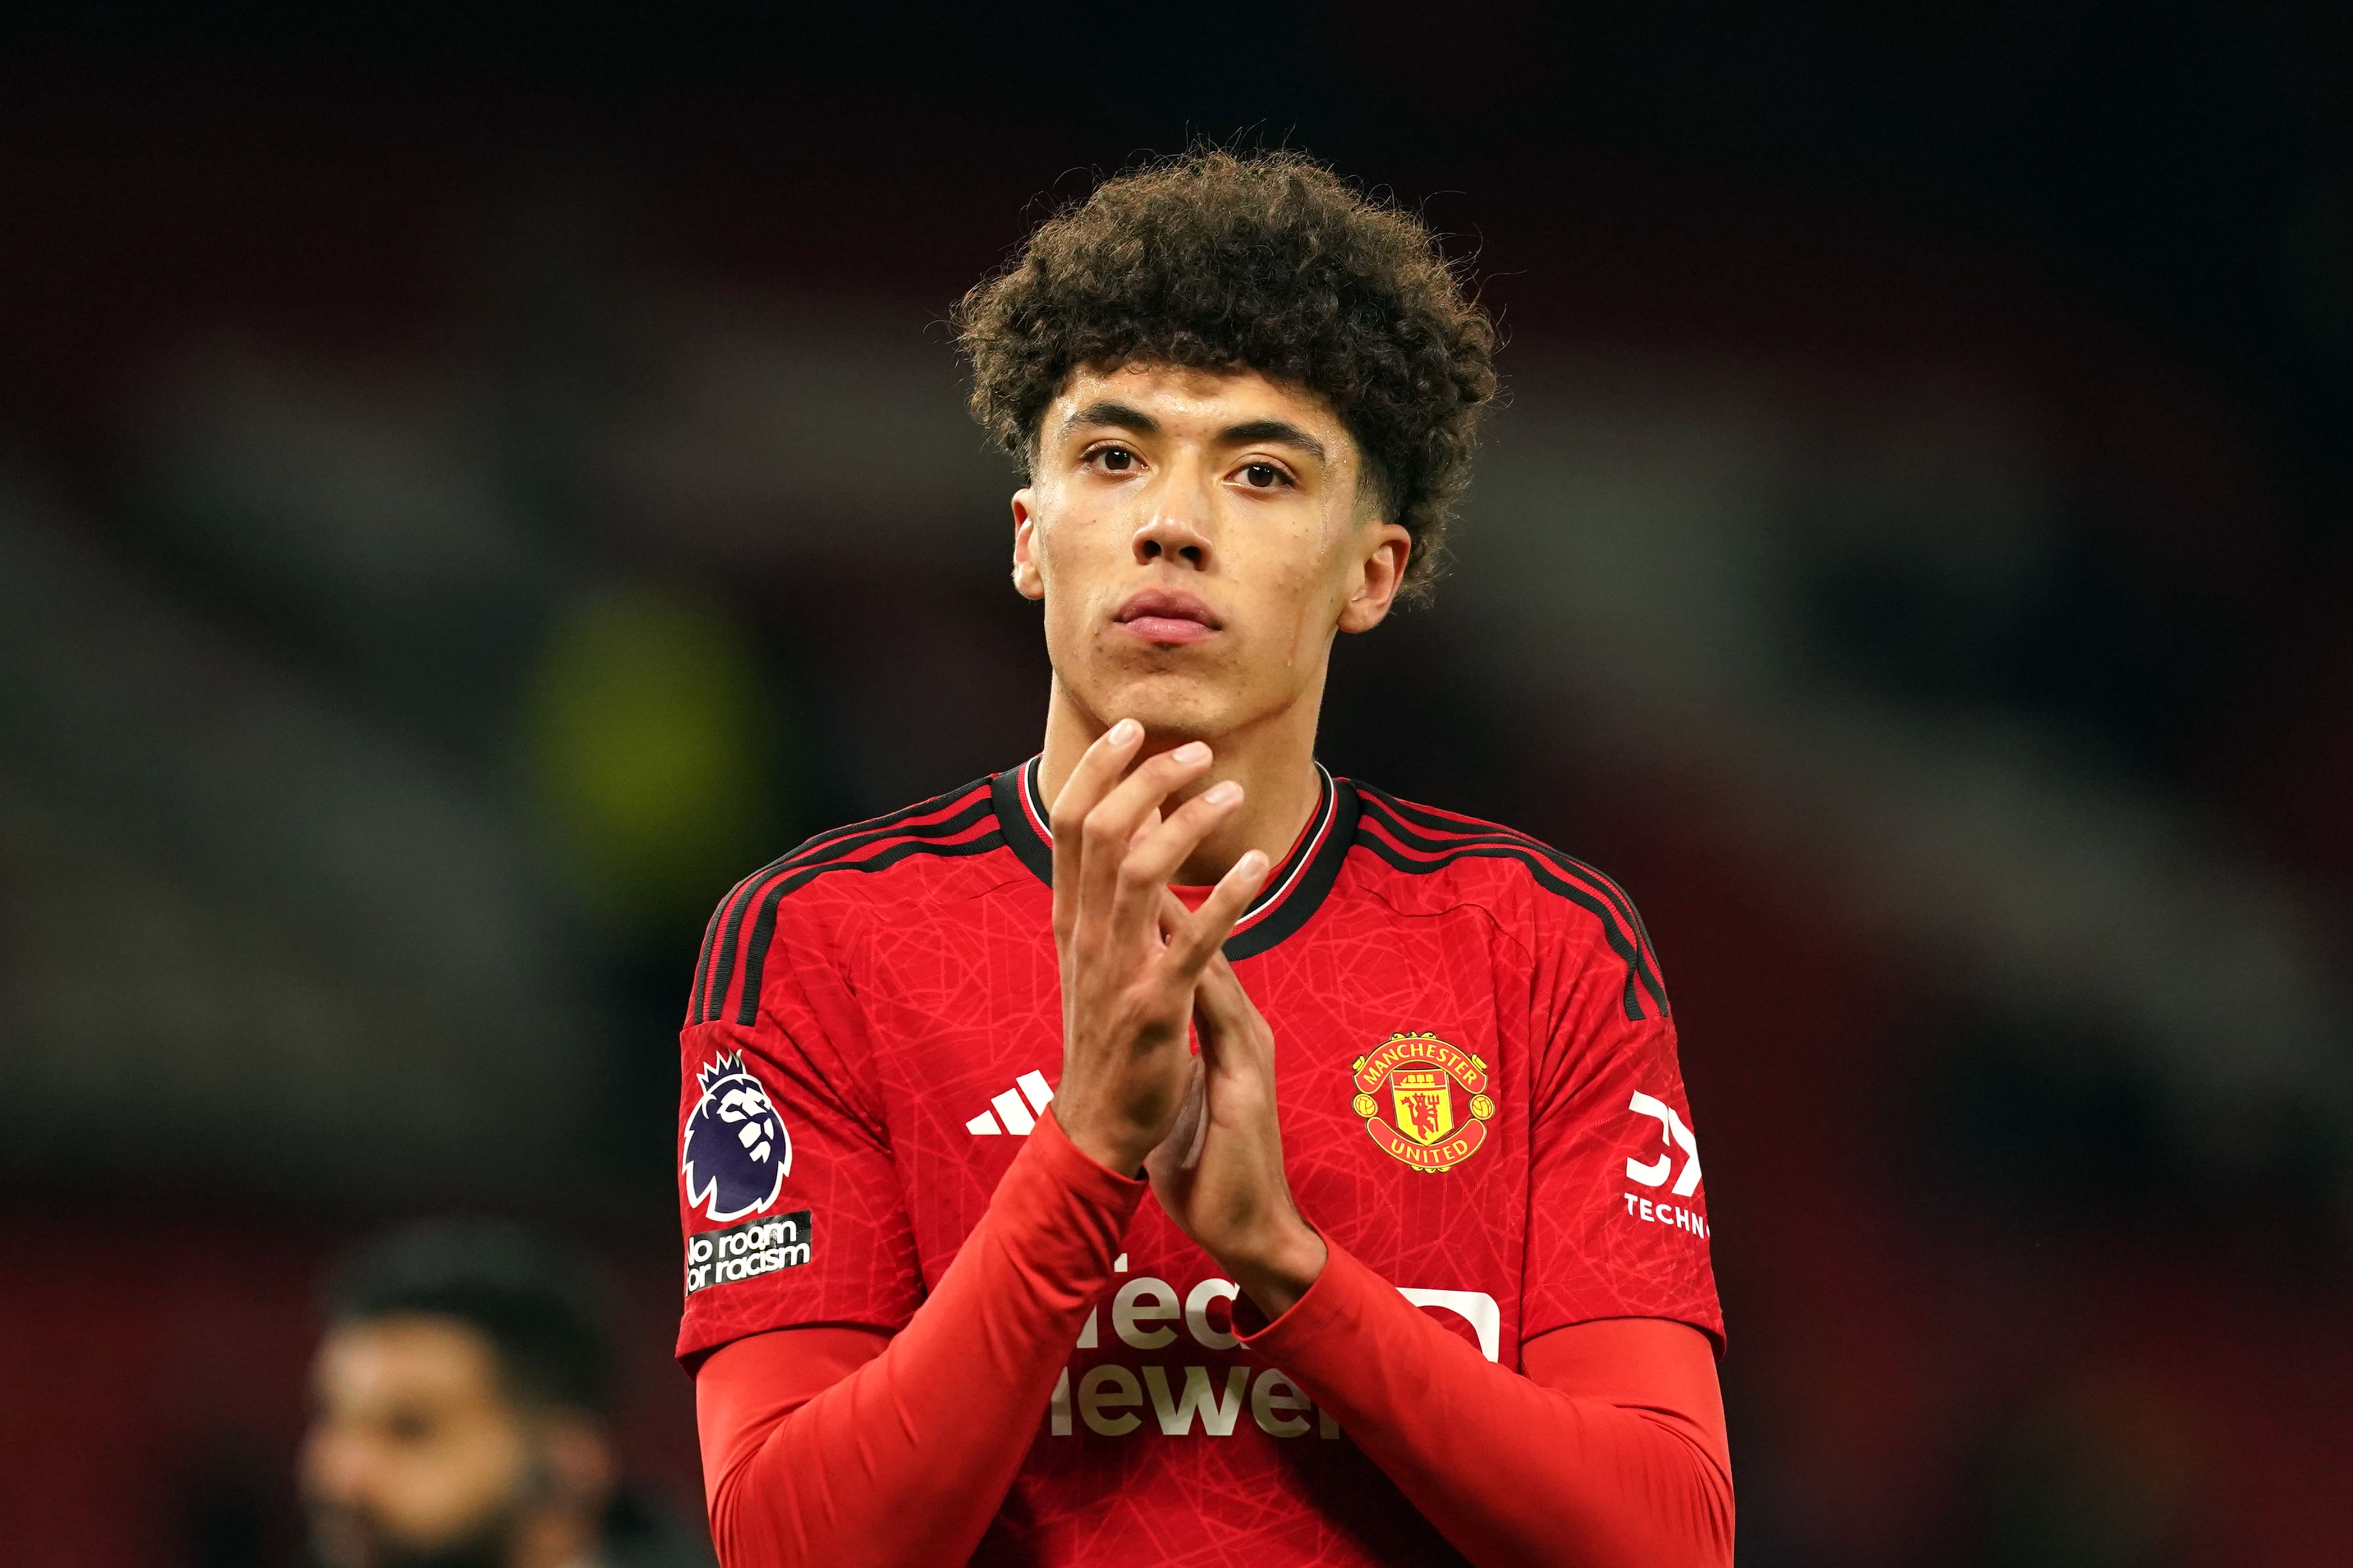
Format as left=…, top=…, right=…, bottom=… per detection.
left=676, top=757, right=1719, bottom=1567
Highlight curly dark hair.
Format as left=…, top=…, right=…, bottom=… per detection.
left=955, top=149, right=1499, bottom=600
left=326, top=1219, right=611, bottom=1414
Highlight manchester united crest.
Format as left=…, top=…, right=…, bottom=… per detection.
left=1351, top=1032, right=1496, bottom=1172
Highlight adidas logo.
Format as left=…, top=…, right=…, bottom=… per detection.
left=967, top=1070, right=1056, bottom=1136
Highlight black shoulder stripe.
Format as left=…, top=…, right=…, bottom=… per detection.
left=1358, top=787, right=1649, bottom=942
left=698, top=798, right=998, bottom=1025
left=1353, top=808, right=1664, bottom=1023
left=771, top=776, right=993, bottom=868
left=1354, top=790, right=1668, bottom=1015
left=695, top=778, right=993, bottom=1025
left=698, top=865, right=778, bottom=1026
left=1354, top=830, right=1654, bottom=1022
left=731, top=823, right=1006, bottom=1027
left=1372, top=820, right=1666, bottom=1018
left=686, top=899, right=726, bottom=1028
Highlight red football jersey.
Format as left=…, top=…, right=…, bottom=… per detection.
left=675, top=758, right=1720, bottom=1567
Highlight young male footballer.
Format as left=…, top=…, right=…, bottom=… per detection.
left=677, top=150, right=1733, bottom=1567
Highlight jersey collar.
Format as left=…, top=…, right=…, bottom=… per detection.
left=990, top=754, right=1359, bottom=960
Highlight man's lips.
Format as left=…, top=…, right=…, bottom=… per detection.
left=1114, top=589, right=1223, bottom=645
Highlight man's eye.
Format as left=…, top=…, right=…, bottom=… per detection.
left=1241, top=463, right=1284, bottom=489
left=385, top=1412, right=437, bottom=1444
left=1096, top=448, right=1135, bottom=472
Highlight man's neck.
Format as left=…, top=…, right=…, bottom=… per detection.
left=508, top=1509, right=602, bottom=1568
left=1036, top=675, right=1325, bottom=889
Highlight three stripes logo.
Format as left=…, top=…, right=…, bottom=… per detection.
left=967, top=1070, right=1056, bottom=1136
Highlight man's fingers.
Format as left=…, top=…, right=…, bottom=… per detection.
left=1192, top=951, right=1277, bottom=1087
left=1077, top=742, right=1214, bottom=921
left=1049, top=720, right=1144, bottom=932
left=1144, top=1051, right=1208, bottom=1186
left=1191, top=951, right=1249, bottom=1042
left=1156, top=886, right=1190, bottom=938
left=1127, top=805, right=1163, bottom=853
left=1112, top=780, right=1244, bottom=936
left=1163, top=848, right=1269, bottom=980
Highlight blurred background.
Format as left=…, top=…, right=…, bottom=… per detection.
left=2, top=3, right=2349, bottom=1564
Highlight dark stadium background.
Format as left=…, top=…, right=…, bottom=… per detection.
left=3, top=5, right=2349, bottom=1565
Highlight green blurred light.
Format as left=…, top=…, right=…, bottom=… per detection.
left=525, top=587, right=778, bottom=932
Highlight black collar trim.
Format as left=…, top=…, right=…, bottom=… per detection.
left=989, top=755, right=1357, bottom=960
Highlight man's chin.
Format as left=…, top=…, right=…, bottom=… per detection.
left=1077, top=668, right=1249, bottom=744
left=307, top=1505, right=520, bottom=1568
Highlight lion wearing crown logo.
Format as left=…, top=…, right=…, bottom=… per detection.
left=682, top=1052, right=791, bottom=1222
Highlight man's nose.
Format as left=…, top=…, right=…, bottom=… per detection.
left=1131, top=466, right=1216, bottom=569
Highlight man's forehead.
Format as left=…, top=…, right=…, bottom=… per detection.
left=318, top=1314, right=503, bottom=1399
left=1053, top=362, right=1350, bottom=447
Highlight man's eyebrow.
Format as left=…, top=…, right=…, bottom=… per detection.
left=1219, top=419, right=1328, bottom=463
left=1059, top=400, right=1160, bottom=443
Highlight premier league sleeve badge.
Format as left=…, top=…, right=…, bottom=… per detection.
left=682, top=1051, right=792, bottom=1223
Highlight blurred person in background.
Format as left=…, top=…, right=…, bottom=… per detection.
left=302, top=1221, right=710, bottom=1568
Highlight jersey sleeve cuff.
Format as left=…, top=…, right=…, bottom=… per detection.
left=981, top=1106, right=1149, bottom=1298
left=1024, top=1102, right=1149, bottom=1204
left=1233, top=1231, right=1385, bottom=1368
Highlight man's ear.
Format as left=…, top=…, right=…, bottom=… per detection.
left=1337, top=522, right=1412, bottom=634
left=1011, top=490, right=1045, bottom=601
left=537, top=1411, right=617, bottom=1513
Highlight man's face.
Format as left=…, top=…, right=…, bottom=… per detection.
left=1012, top=362, right=1411, bottom=742
left=300, top=1316, right=535, bottom=1568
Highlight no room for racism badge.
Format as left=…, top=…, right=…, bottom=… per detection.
left=1351, top=1032, right=1496, bottom=1172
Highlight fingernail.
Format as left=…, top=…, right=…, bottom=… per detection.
left=1108, top=719, right=1139, bottom=744
left=1241, top=849, right=1269, bottom=875
left=1175, top=741, right=1210, bottom=764
left=1205, top=780, right=1241, bottom=806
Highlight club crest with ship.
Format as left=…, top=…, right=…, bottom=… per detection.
left=682, top=1052, right=791, bottom=1222
left=1351, top=1032, right=1496, bottom=1172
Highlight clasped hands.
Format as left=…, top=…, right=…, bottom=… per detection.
left=1046, top=720, right=1329, bottom=1321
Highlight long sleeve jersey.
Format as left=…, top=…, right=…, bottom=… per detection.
left=675, top=760, right=1729, bottom=1566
